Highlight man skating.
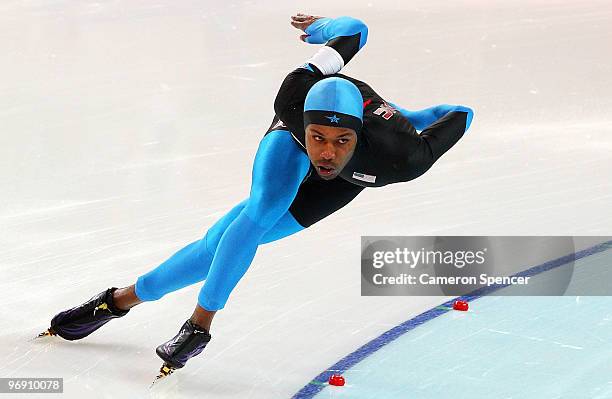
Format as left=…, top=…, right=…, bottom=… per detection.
left=39, top=13, right=474, bottom=382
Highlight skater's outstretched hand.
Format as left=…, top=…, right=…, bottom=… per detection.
left=290, top=13, right=325, bottom=42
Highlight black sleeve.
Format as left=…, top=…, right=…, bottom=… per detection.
left=404, top=111, right=468, bottom=181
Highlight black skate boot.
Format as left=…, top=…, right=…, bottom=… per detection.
left=37, top=287, right=129, bottom=341
left=153, top=320, right=211, bottom=382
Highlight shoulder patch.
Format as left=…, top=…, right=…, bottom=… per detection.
left=372, top=102, right=397, bottom=120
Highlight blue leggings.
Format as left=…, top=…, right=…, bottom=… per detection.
left=135, top=130, right=310, bottom=310
left=133, top=104, right=472, bottom=311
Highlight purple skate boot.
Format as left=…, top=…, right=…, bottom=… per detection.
left=153, top=320, right=212, bottom=383
left=37, top=287, right=129, bottom=340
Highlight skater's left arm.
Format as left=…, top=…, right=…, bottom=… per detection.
left=390, top=103, right=474, bottom=132
left=396, top=110, right=472, bottom=182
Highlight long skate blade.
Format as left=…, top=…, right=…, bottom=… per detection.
left=32, top=329, right=56, bottom=341
left=150, top=364, right=175, bottom=388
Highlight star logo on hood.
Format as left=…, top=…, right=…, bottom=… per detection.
left=325, top=114, right=341, bottom=123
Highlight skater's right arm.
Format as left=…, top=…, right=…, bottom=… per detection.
left=291, top=13, right=368, bottom=75
left=274, top=14, right=368, bottom=132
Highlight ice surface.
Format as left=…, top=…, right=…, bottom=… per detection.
left=1, top=1, right=611, bottom=398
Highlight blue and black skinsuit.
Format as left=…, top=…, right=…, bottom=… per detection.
left=134, top=16, right=474, bottom=311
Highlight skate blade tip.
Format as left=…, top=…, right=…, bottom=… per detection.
left=32, top=329, right=56, bottom=341
left=150, top=364, right=175, bottom=388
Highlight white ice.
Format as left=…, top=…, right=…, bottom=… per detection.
left=1, top=0, right=611, bottom=398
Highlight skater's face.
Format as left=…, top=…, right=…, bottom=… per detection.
left=305, top=123, right=357, bottom=180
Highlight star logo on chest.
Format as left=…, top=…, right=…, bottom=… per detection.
left=325, top=114, right=341, bottom=124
